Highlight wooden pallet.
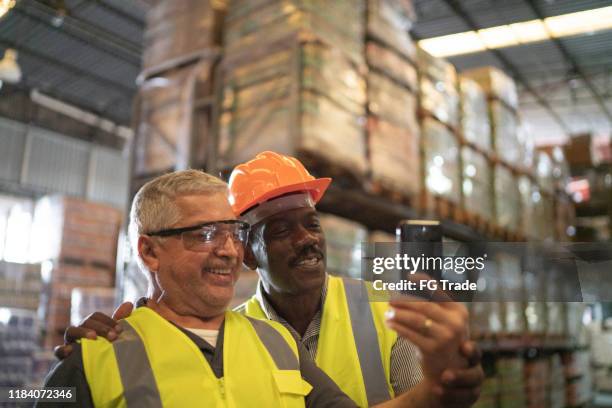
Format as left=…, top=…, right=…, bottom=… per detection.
left=421, top=193, right=464, bottom=223
left=58, top=256, right=115, bottom=271
left=298, top=150, right=365, bottom=190
left=488, top=223, right=506, bottom=240
left=366, top=179, right=418, bottom=209
left=417, top=108, right=460, bottom=136
left=464, top=211, right=492, bottom=236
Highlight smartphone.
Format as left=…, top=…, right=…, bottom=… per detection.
left=396, top=220, right=443, bottom=298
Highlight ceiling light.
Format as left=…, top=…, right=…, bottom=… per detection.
left=0, top=0, right=15, bottom=20
left=419, top=5, right=612, bottom=58
left=0, top=48, right=21, bottom=83
left=417, top=31, right=484, bottom=58
left=478, top=25, right=519, bottom=49
left=509, top=20, right=548, bottom=43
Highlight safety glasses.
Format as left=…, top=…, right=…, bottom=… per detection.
left=148, top=220, right=250, bottom=251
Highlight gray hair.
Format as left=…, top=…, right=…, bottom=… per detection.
left=128, top=169, right=228, bottom=275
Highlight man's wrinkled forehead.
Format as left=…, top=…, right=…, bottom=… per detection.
left=240, top=192, right=315, bottom=226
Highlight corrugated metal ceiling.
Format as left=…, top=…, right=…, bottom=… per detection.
left=0, top=0, right=609, bottom=141
left=413, top=0, right=612, bottom=141
left=0, top=0, right=144, bottom=125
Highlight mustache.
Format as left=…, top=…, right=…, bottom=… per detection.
left=289, top=245, right=324, bottom=265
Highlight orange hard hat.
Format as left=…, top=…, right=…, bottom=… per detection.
left=228, top=151, right=331, bottom=216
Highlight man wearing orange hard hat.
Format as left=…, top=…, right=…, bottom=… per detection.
left=228, top=151, right=483, bottom=407
left=57, top=151, right=483, bottom=407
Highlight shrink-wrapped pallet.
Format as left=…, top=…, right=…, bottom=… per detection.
left=417, top=48, right=459, bottom=127
left=462, top=66, right=518, bottom=110
left=30, top=195, right=122, bottom=267
left=219, top=40, right=367, bottom=175
left=225, top=0, right=364, bottom=65
left=490, top=100, right=520, bottom=164
left=535, top=151, right=554, bottom=194
left=41, top=261, right=115, bottom=347
left=319, top=214, right=367, bottom=279
left=550, top=146, right=570, bottom=191
left=461, top=147, right=493, bottom=221
left=417, top=47, right=457, bottom=85
left=493, top=165, right=521, bottom=230
left=368, top=117, right=420, bottom=196
left=523, top=255, right=548, bottom=335
left=135, top=62, right=215, bottom=175
left=367, top=0, right=417, bottom=59
left=497, top=358, right=526, bottom=408
left=534, top=191, right=555, bottom=241
left=71, top=287, right=116, bottom=326
left=0, top=262, right=42, bottom=310
left=496, top=253, right=525, bottom=334
left=459, top=77, right=491, bottom=151
left=366, top=42, right=417, bottom=91
left=143, top=0, right=225, bottom=71
left=469, top=257, right=503, bottom=338
left=422, top=118, right=461, bottom=203
left=518, top=176, right=537, bottom=238
left=368, top=71, right=417, bottom=128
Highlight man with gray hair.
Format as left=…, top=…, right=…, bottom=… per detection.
left=42, top=169, right=387, bottom=407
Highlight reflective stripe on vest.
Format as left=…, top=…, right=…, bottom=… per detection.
left=240, top=275, right=396, bottom=407
left=82, top=308, right=311, bottom=407
left=114, top=320, right=162, bottom=408
left=342, top=278, right=391, bottom=405
left=246, top=317, right=299, bottom=370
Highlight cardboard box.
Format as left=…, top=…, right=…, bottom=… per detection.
left=220, top=39, right=367, bottom=176
left=462, top=66, right=518, bottom=110
left=368, top=116, right=420, bottom=196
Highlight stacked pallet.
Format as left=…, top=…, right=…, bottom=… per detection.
left=547, top=147, right=575, bottom=241
left=367, top=230, right=398, bottom=284
left=525, top=358, right=549, bottom=408
left=219, top=0, right=367, bottom=179
left=523, top=258, right=548, bottom=337
left=459, top=76, right=492, bottom=152
left=566, top=303, right=589, bottom=345
left=462, top=67, right=520, bottom=165
left=563, top=350, right=593, bottom=406
left=0, top=262, right=42, bottom=311
left=496, top=253, right=525, bottom=336
left=497, top=357, right=527, bottom=408
left=365, top=1, right=420, bottom=200
left=461, top=146, right=493, bottom=228
left=461, top=67, right=524, bottom=237
left=70, top=287, right=116, bottom=327
left=367, top=0, right=417, bottom=60
left=319, top=213, right=368, bottom=279
left=535, top=152, right=555, bottom=224
left=549, top=354, right=566, bottom=408
left=142, top=0, right=225, bottom=72
left=473, top=375, right=499, bottom=408
left=0, top=309, right=39, bottom=387
left=416, top=48, right=462, bottom=220
left=458, top=76, right=494, bottom=229
left=518, top=175, right=538, bottom=239
left=493, top=164, right=521, bottom=234
left=225, top=0, right=365, bottom=66
left=469, top=256, right=503, bottom=339
left=135, top=0, right=224, bottom=177
left=30, top=195, right=121, bottom=348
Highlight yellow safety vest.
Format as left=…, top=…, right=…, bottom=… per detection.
left=242, top=275, right=397, bottom=407
left=81, top=307, right=312, bottom=407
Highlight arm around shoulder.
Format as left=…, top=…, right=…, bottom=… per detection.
left=36, top=343, right=94, bottom=408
